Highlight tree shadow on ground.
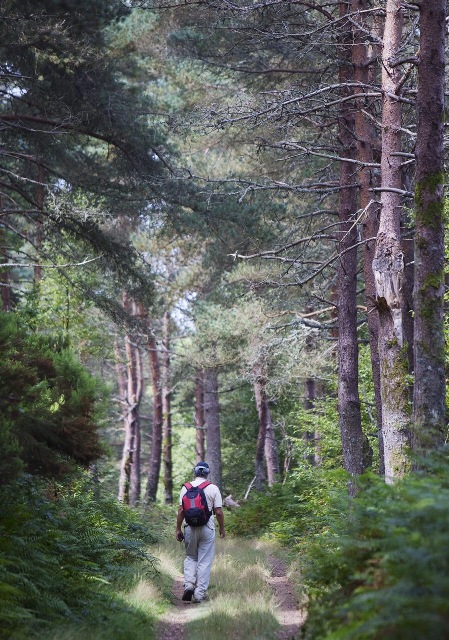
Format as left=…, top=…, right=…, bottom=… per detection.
left=186, top=607, right=280, bottom=640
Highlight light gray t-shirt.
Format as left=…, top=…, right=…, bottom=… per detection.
left=179, top=476, right=223, bottom=529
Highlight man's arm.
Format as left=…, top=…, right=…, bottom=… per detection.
left=215, top=507, right=225, bottom=538
left=176, top=505, right=185, bottom=541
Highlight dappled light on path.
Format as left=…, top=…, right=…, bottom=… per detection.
left=156, top=542, right=306, bottom=640
left=157, top=575, right=206, bottom=640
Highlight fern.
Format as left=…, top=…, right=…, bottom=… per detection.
left=0, top=476, right=159, bottom=638
left=302, top=452, right=449, bottom=639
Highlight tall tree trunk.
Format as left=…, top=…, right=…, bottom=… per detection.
left=129, top=308, right=143, bottom=506
left=117, top=295, right=143, bottom=505
left=253, top=362, right=268, bottom=491
left=412, top=0, right=446, bottom=449
left=195, top=369, right=205, bottom=461
left=304, top=377, right=315, bottom=466
left=337, top=1, right=364, bottom=483
left=253, top=361, right=279, bottom=486
left=116, top=339, right=131, bottom=504
left=305, top=378, right=322, bottom=467
left=145, top=315, right=164, bottom=502
left=372, top=0, right=411, bottom=481
left=162, top=310, right=173, bottom=505
left=401, top=223, right=415, bottom=372
left=0, top=204, right=11, bottom=311
left=204, top=366, right=222, bottom=491
left=0, top=264, right=10, bottom=310
left=34, top=164, right=45, bottom=282
left=304, top=307, right=321, bottom=467
left=264, top=401, right=279, bottom=486
left=352, top=0, right=384, bottom=474
left=114, top=338, right=127, bottom=425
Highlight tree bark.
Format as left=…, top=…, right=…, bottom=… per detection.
left=129, top=307, right=143, bottom=506
left=162, top=310, right=173, bottom=504
left=33, top=164, right=45, bottom=283
left=195, top=369, right=205, bottom=462
left=305, top=378, right=322, bottom=467
left=116, top=340, right=129, bottom=503
left=253, top=362, right=268, bottom=491
left=264, top=401, right=279, bottom=486
left=204, top=366, right=222, bottom=491
left=0, top=207, right=11, bottom=311
left=117, top=295, right=143, bottom=506
left=401, top=227, right=415, bottom=373
left=252, top=361, right=280, bottom=486
left=372, top=0, right=411, bottom=481
left=145, top=315, right=164, bottom=502
left=352, top=0, right=384, bottom=474
left=337, top=1, right=364, bottom=483
left=304, top=307, right=321, bottom=467
left=412, top=0, right=446, bottom=450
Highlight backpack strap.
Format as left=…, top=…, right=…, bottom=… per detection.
left=183, top=482, right=192, bottom=490
left=197, top=481, right=212, bottom=517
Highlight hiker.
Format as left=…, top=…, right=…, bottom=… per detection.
left=176, top=461, right=225, bottom=603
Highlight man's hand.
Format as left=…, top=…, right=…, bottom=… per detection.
left=176, top=505, right=185, bottom=541
left=215, top=507, right=225, bottom=538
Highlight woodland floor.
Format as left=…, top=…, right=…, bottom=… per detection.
left=157, top=546, right=306, bottom=640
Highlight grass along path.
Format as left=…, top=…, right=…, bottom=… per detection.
left=155, top=538, right=306, bottom=640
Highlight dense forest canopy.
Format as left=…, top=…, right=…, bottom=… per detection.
left=1, top=0, right=449, bottom=638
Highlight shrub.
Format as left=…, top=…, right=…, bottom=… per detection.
left=226, top=467, right=347, bottom=543
left=302, top=454, right=449, bottom=639
left=0, top=476, right=158, bottom=639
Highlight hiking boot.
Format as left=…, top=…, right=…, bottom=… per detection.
left=193, top=594, right=208, bottom=604
left=182, top=589, right=194, bottom=602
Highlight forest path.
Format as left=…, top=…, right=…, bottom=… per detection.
left=157, top=573, right=196, bottom=640
left=155, top=539, right=306, bottom=640
left=267, top=555, right=306, bottom=640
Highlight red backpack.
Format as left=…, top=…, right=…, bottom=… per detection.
left=182, top=481, right=212, bottom=526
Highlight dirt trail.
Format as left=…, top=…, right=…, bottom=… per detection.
left=157, top=575, right=201, bottom=640
left=157, top=553, right=305, bottom=640
left=268, top=555, right=306, bottom=640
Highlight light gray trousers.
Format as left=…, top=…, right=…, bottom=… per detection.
left=183, top=524, right=216, bottom=601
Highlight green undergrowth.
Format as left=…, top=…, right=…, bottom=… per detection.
left=223, top=451, right=449, bottom=639
left=0, top=476, right=166, bottom=640
left=301, top=452, right=449, bottom=639
left=225, top=466, right=347, bottom=543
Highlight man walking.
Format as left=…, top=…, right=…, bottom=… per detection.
left=176, top=461, right=225, bottom=603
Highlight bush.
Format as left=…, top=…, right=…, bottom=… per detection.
left=226, top=467, right=347, bottom=543
left=302, top=453, right=449, bottom=639
left=0, top=476, right=158, bottom=639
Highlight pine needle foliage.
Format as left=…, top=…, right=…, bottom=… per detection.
left=0, top=312, right=104, bottom=482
